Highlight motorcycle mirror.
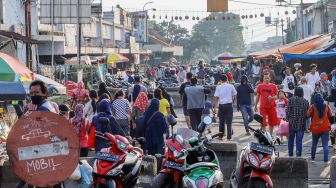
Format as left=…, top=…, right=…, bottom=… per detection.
left=253, top=113, right=263, bottom=124
left=203, top=116, right=212, bottom=125
left=98, top=117, right=110, bottom=125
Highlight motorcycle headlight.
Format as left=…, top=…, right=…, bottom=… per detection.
left=116, top=139, right=128, bottom=152
left=248, top=153, right=259, bottom=168
left=260, top=158, right=272, bottom=169
left=195, top=177, right=209, bottom=188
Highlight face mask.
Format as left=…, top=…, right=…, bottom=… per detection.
left=30, top=95, right=45, bottom=105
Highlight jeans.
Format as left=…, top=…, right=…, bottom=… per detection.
left=240, top=105, right=254, bottom=133
left=218, top=103, right=233, bottom=139
left=188, top=108, right=203, bottom=131
left=288, top=128, right=305, bottom=157
left=311, top=131, right=329, bottom=162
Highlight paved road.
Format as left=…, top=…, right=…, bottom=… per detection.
left=172, top=108, right=333, bottom=187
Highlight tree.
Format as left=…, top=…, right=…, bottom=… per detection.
left=150, top=20, right=189, bottom=45
left=192, top=12, right=245, bottom=57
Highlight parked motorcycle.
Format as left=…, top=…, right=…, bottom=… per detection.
left=230, top=114, right=278, bottom=188
left=156, top=78, right=179, bottom=88
left=182, top=116, right=224, bottom=188
left=151, top=116, right=197, bottom=188
left=92, top=117, right=145, bottom=188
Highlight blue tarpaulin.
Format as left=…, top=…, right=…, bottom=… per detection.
left=283, top=52, right=336, bottom=61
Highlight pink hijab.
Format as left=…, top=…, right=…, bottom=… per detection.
left=73, top=81, right=88, bottom=99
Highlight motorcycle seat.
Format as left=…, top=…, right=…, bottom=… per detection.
left=122, top=153, right=138, bottom=174
left=185, top=162, right=218, bottom=172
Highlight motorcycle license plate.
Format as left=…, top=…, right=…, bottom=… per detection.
left=165, top=161, right=184, bottom=171
left=250, top=143, right=273, bottom=155
left=96, top=152, right=119, bottom=162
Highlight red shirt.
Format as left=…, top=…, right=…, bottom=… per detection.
left=257, top=83, right=279, bottom=109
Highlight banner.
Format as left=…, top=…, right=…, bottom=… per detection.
left=77, top=69, right=83, bottom=82
left=131, top=11, right=148, bottom=43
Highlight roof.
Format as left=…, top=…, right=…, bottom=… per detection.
left=0, top=30, right=40, bottom=44
left=148, top=29, right=171, bottom=47
left=0, top=81, right=27, bottom=101
left=250, top=34, right=332, bottom=58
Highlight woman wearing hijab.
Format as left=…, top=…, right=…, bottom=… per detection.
left=132, top=92, right=149, bottom=132
left=71, top=81, right=89, bottom=108
left=89, top=99, right=126, bottom=152
left=142, top=99, right=168, bottom=155
left=307, top=93, right=332, bottom=163
left=70, top=104, right=89, bottom=157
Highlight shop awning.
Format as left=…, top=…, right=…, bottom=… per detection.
left=250, top=34, right=332, bottom=58
left=0, top=81, right=27, bottom=101
left=283, top=52, right=336, bottom=61
left=0, top=30, right=39, bottom=44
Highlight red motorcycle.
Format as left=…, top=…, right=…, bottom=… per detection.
left=230, top=114, right=279, bottom=188
left=92, top=117, right=145, bottom=188
left=151, top=116, right=198, bottom=188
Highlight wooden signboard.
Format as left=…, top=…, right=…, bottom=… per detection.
left=6, top=112, right=80, bottom=187
left=207, top=0, right=228, bottom=12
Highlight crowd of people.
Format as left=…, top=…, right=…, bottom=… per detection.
left=24, top=59, right=336, bottom=168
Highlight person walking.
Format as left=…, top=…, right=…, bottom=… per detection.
left=142, top=99, right=168, bottom=155
left=128, top=75, right=147, bottom=103
left=236, top=75, right=254, bottom=135
left=97, top=82, right=112, bottom=100
left=327, top=88, right=336, bottom=151
left=179, top=72, right=193, bottom=129
left=299, top=77, right=314, bottom=132
left=160, top=86, right=177, bottom=118
left=70, top=104, right=90, bottom=157
left=111, top=90, right=132, bottom=136
left=251, top=61, right=261, bottom=86
left=154, top=88, right=171, bottom=117
left=185, top=77, right=211, bottom=130
left=282, top=67, right=295, bottom=98
left=132, top=92, right=149, bottom=137
left=90, top=99, right=126, bottom=152
left=255, top=74, right=279, bottom=136
left=232, top=62, right=241, bottom=83
left=308, top=93, right=332, bottom=164
left=178, top=66, right=187, bottom=83
left=214, top=74, right=237, bottom=140
left=305, top=64, right=320, bottom=90
left=84, top=90, right=98, bottom=124
left=286, top=87, right=309, bottom=157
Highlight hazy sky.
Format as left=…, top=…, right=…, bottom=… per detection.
left=98, top=0, right=318, bottom=44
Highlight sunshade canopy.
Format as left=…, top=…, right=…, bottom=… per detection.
left=250, top=34, right=332, bottom=58
left=283, top=52, right=336, bottom=61
left=0, top=81, right=27, bottom=101
left=105, top=53, right=129, bottom=64
left=0, top=52, right=34, bottom=81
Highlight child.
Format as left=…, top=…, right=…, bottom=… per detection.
left=203, top=95, right=214, bottom=134
left=276, top=90, right=289, bottom=141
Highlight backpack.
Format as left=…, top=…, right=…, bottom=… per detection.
left=132, top=85, right=141, bottom=102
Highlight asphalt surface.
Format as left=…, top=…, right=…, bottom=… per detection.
left=172, top=108, right=333, bottom=188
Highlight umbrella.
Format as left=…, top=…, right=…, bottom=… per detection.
left=0, top=52, right=34, bottom=82
left=0, top=81, right=27, bottom=101
left=105, top=53, right=129, bottom=64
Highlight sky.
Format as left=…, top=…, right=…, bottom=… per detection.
left=97, top=0, right=319, bottom=44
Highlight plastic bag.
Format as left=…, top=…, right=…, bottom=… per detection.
left=277, top=120, right=289, bottom=136
left=69, top=164, right=81, bottom=180
left=78, top=164, right=92, bottom=188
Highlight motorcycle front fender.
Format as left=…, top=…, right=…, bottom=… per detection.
left=250, top=170, right=273, bottom=187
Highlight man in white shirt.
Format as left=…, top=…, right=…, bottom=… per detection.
left=305, top=64, right=320, bottom=90
left=299, top=77, right=314, bottom=103
left=214, top=74, right=237, bottom=140
left=282, top=67, right=295, bottom=98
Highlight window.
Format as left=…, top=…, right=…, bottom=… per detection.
left=308, top=20, right=312, bottom=36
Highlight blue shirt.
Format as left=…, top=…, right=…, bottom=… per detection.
left=237, top=84, right=254, bottom=106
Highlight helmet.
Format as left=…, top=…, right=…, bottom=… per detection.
left=167, top=114, right=177, bottom=126
left=224, top=67, right=231, bottom=73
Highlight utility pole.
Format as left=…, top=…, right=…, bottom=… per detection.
left=24, top=0, right=32, bottom=69
left=77, top=0, right=81, bottom=66
left=301, top=0, right=304, bottom=39
left=281, top=19, right=285, bottom=45
left=99, top=0, right=103, bottom=55
left=51, top=0, right=54, bottom=70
